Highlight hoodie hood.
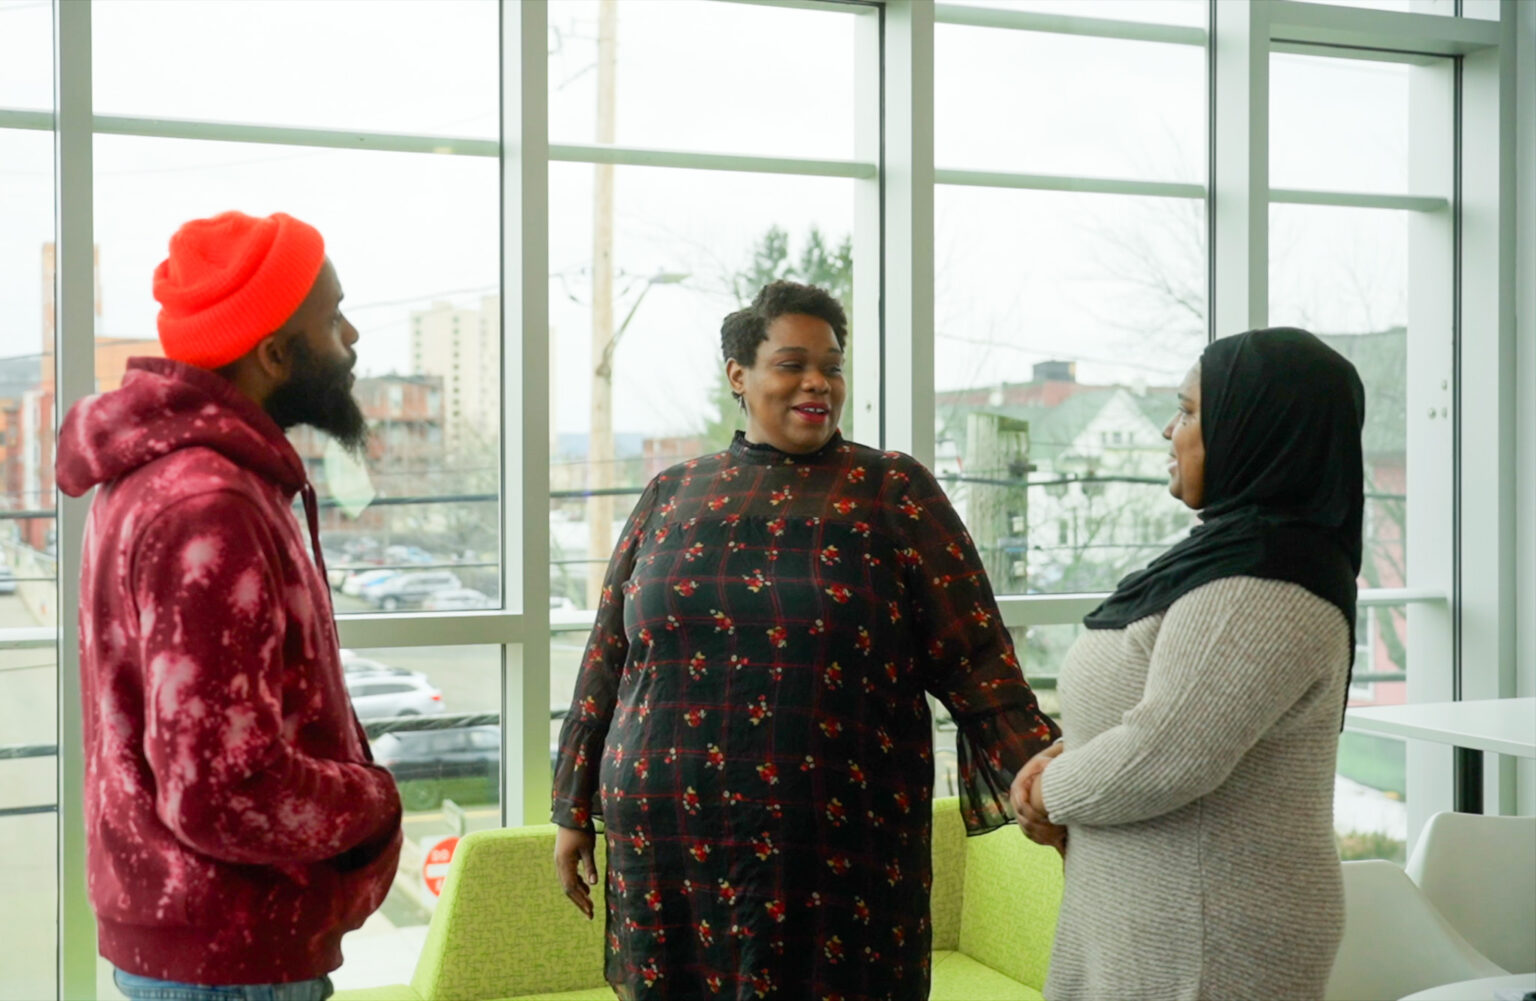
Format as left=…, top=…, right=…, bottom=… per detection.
left=56, top=357, right=308, bottom=498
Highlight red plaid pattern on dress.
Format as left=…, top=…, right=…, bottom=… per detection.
left=553, top=432, right=1059, bottom=1000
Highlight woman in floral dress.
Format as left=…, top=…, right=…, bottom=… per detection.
left=552, top=280, right=1059, bottom=1001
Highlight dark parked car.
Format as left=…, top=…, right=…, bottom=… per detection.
left=372, top=725, right=500, bottom=811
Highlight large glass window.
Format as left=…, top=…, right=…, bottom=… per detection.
left=930, top=6, right=1208, bottom=787
left=81, top=2, right=502, bottom=991
left=0, top=0, right=56, bottom=995
left=10, top=1, right=1519, bottom=995
left=934, top=186, right=1204, bottom=601
left=933, top=14, right=1206, bottom=615
left=1270, top=48, right=1452, bottom=862
left=548, top=0, right=855, bottom=159
left=544, top=0, right=866, bottom=742
left=936, top=20, right=1205, bottom=181
left=329, top=645, right=503, bottom=994
left=547, top=164, right=855, bottom=610
left=91, top=7, right=502, bottom=616
left=92, top=1, right=498, bottom=136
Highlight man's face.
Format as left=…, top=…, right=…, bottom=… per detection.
left=264, top=260, right=369, bottom=456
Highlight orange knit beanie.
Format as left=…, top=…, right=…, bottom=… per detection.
left=153, top=211, right=325, bottom=369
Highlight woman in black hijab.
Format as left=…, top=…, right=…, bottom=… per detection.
left=1009, top=328, right=1365, bottom=1001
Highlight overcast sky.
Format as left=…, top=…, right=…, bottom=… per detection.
left=1, top=0, right=1441, bottom=438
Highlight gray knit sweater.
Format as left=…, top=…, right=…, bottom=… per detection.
left=1039, top=576, right=1351, bottom=1001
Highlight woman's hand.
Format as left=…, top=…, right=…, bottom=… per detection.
left=1011, top=741, right=1068, bottom=856
left=1009, top=740, right=1064, bottom=813
left=555, top=825, right=599, bottom=920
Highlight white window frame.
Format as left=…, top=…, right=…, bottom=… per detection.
left=0, top=0, right=1525, bottom=995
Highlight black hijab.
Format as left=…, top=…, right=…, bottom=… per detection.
left=1084, top=328, right=1365, bottom=695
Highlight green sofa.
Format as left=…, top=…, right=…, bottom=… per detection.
left=334, top=797, right=1063, bottom=1001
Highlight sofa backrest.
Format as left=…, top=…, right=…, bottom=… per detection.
left=956, top=807, right=1064, bottom=990
left=930, top=797, right=969, bottom=950
left=411, top=824, right=609, bottom=1000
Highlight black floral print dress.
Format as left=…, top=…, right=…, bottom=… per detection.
left=553, top=432, right=1059, bottom=1001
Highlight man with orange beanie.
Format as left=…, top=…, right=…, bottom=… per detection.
left=55, top=211, right=401, bottom=1001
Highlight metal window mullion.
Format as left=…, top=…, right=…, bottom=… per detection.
left=334, top=612, right=524, bottom=650
left=850, top=3, right=883, bottom=446
left=0, top=108, right=54, bottom=131
left=708, top=0, right=880, bottom=14
left=996, top=588, right=1449, bottom=630
left=0, top=627, right=59, bottom=651
left=499, top=0, right=550, bottom=828
left=90, top=114, right=498, bottom=157
left=1514, top=0, right=1536, bottom=817
left=1268, top=188, right=1449, bottom=211
left=880, top=0, right=934, bottom=463
left=1264, top=0, right=1499, bottom=55
left=1400, top=41, right=1459, bottom=839
left=997, top=595, right=1103, bottom=629
left=1212, top=0, right=1268, bottom=338
left=548, top=142, right=875, bottom=179
left=53, top=3, right=95, bottom=997
left=1357, top=588, right=1450, bottom=607
left=934, top=2, right=1206, bottom=47
left=934, top=168, right=1204, bottom=199
left=1456, top=8, right=1519, bottom=815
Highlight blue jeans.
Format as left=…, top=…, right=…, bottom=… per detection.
left=112, top=968, right=334, bottom=1001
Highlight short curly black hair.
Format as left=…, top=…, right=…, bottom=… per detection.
left=721, top=279, right=849, bottom=371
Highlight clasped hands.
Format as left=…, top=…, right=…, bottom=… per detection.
left=1009, top=740, right=1067, bottom=856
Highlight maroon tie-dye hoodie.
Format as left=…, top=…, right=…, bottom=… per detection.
left=56, top=357, right=402, bottom=984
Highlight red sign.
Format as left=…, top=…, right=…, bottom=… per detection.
left=422, top=836, right=459, bottom=897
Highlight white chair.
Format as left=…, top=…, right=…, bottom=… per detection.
left=1406, top=811, right=1536, bottom=974
left=1324, top=860, right=1508, bottom=1001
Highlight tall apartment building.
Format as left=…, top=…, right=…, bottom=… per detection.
left=409, top=296, right=499, bottom=452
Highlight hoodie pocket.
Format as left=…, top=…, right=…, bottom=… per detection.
left=333, top=826, right=404, bottom=933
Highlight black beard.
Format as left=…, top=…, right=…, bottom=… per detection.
left=265, top=339, right=370, bottom=458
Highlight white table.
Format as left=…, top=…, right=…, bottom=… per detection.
left=1399, top=972, right=1536, bottom=1000
left=1345, top=698, right=1536, bottom=759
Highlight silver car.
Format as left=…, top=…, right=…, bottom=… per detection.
left=364, top=571, right=461, bottom=611
left=421, top=587, right=495, bottom=611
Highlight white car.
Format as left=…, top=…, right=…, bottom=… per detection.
left=422, top=587, right=495, bottom=611
left=342, top=569, right=397, bottom=597
left=345, top=672, right=445, bottom=719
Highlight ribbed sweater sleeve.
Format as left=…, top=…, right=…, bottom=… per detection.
left=1040, top=576, right=1348, bottom=827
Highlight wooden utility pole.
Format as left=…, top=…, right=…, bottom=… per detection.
left=963, top=413, right=1031, bottom=592
left=587, top=0, right=618, bottom=609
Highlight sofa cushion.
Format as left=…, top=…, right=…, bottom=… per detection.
left=930, top=950, right=1044, bottom=1001
left=957, top=825, right=1063, bottom=990
left=409, top=825, right=611, bottom=1000
left=930, top=797, right=969, bottom=951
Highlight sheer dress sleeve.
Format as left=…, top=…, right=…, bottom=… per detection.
left=551, top=478, right=660, bottom=831
left=884, top=458, right=1061, bottom=834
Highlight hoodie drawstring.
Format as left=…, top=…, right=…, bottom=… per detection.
left=300, top=483, right=327, bottom=581
left=302, top=480, right=376, bottom=762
